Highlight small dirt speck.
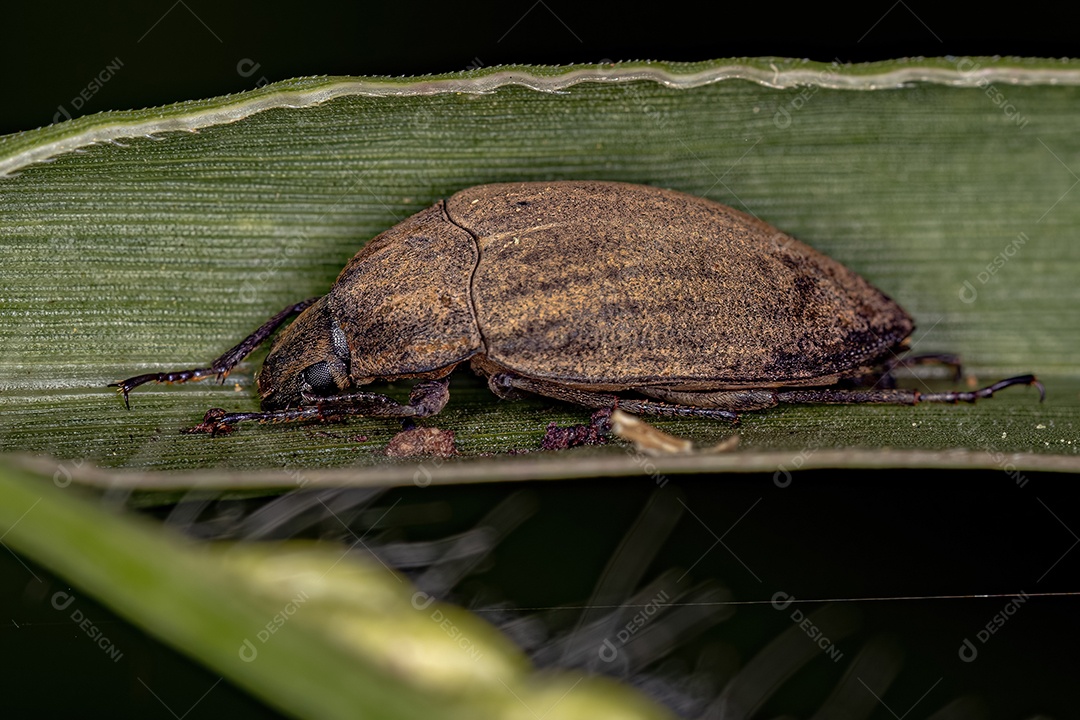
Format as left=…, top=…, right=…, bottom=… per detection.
left=541, top=409, right=612, bottom=451
left=385, top=427, right=457, bottom=458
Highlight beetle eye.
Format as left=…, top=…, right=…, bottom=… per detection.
left=302, top=361, right=339, bottom=396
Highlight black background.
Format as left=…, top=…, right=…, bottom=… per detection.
left=3, top=3, right=1080, bottom=136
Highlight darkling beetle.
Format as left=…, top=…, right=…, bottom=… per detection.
left=111, top=181, right=1043, bottom=434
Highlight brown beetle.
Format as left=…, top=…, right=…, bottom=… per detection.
left=111, top=181, right=1042, bottom=433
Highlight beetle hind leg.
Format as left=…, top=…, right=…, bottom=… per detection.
left=775, top=374, right=1044, bottom=407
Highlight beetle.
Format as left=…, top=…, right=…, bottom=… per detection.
left=111, top=180, right=1042, bottom=433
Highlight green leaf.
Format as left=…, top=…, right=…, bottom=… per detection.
left=1, top=58, right=1077, bottom=481
left=0, top=461, right=673, bottom=719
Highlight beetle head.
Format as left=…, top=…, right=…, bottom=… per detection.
left=258, top=297, right=353, bottom=410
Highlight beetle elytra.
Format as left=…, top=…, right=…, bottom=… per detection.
left=111, top=181, right=1042, bottom=434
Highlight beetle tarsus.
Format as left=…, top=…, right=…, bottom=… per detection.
left=919, top=374, right=1044, bottom=404
left=110, top=368, right=218, bottom=408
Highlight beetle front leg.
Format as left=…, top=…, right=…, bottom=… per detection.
left=185, top=378, right=451, bottom=435
left=109, top=297, right=322, bottom=408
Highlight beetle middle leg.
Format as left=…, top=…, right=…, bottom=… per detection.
left=490, top=371, right=1043, bottom=425
left=884, top=353, right=963, bottom=378
left=109, top=297, right=322, bottom=408
left=185, top=377, right=451, bottom=435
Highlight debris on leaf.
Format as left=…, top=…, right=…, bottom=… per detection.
left=609, top=410, right=690, bottom=455
left=384, top=426, right=457, bottom=458
left=182, top=407, right=236, bottom=435
left=541, top=409, right=612, bottom=450
left=609, top=409, right=739, bottom=456
left=701, top=434, right=741, bottom=454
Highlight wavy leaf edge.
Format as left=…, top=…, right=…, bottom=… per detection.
left=5, top=56, right=1080, bottom=178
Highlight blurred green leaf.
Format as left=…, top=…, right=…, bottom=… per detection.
left=0, top=462, right=673, bottom=719
left=1, top=58, right=1077, bottom=481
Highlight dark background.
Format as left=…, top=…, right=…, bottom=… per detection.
left=3, top=2, right=1079, bottom=718
left=3, top=3, right=1079, bottom=136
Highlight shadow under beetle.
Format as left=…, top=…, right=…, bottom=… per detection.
left=111, top=181, right=1043, bottom=434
